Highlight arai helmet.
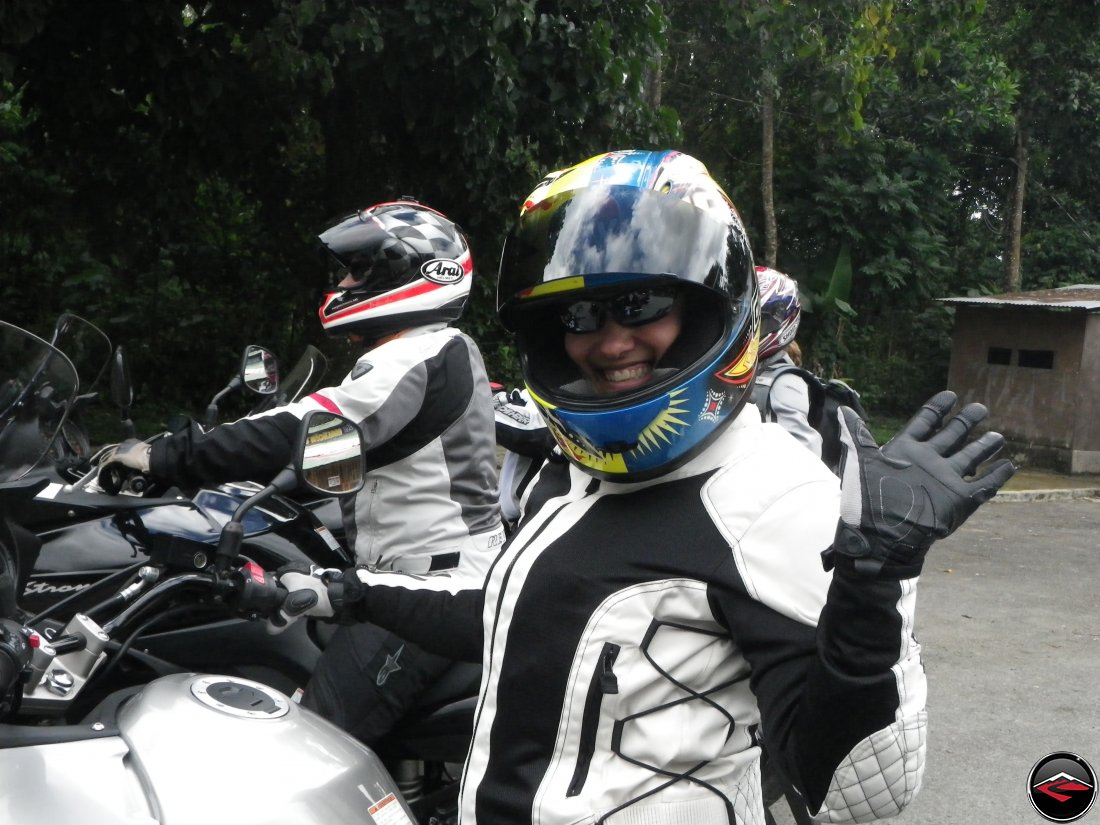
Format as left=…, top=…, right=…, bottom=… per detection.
left=756, top=266, right=801, bottom=359
left=317, top=200, right=472, bottom=340
left=497, top=150, right=760, bottom=482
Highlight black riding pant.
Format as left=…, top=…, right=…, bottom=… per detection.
left=301, top=621, right=454, bottom=746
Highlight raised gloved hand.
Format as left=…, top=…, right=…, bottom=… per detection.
left=823, top=390, right=1016, bottom=579
left=266, top=564, right=365, bottom=634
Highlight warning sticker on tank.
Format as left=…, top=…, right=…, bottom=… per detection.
left=363, top=789, right=414, bottom=825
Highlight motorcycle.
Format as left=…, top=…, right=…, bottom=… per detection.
left=16, top=350, right=352, bottom=705
left=1, top=320, right=475, bottom=819
left=2, top=320, right=345, bottom=690
left=0, top=393, right=425, bottom=824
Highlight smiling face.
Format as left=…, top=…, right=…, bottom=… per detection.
left=563, top=300, right=683, bottom=396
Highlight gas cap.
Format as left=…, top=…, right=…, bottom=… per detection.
left=190, top=675, right=291, bottom=719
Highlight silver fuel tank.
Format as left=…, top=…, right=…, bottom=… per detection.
left=0, top=673, right=417, bottom=825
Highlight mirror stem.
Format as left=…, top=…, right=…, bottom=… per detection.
left=214, top=465, right=299, bottom=574
left=205, top=376, right=243, bottom=427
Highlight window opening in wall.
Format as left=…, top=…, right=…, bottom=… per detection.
left=987, top=347, right=1012, bottom=366
left=1017, top=349, right=1054, bottom=369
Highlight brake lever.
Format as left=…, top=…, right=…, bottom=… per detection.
left=64, top=443, right=117, bottom=492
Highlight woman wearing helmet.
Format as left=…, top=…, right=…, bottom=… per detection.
left=102, top=199, right=505, bottom=745
left=749, top=266, right=823, bottom=457
left=496, top=151, right=760, bottom=481
left=272, top=152, right=1014, bottom=824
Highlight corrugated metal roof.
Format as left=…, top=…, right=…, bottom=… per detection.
left=940, top=284, right=1100, bottom=311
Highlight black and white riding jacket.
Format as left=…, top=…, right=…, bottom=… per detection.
left=357, top=405, right=927, bottom=825
left=150, top=324, right=504, bottom=580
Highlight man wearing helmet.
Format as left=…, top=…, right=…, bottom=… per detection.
left=272, top=152, right=1014, bottom=824
left=103, top=199, right=505, bottom=745
left=750, top=266, right=822, bottom=456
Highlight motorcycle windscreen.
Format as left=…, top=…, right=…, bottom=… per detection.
left=0, top=321, right=79, bottom=482
left=50, top=313, right=112, bottom=392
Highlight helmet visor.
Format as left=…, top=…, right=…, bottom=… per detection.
left=560, top=286, right=680, bottom=334
left=498, top=185, right=749, bottom=327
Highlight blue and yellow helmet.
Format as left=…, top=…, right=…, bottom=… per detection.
left=497, top=150, right=760, bottom=482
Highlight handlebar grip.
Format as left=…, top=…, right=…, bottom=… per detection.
left=97, top=463, right=152, bottom=497
left=0, top=659, right=16, bottom=704
left=98, top=464, right=125, bottom=496
left=0, top=620, right=32, bottom=698
left=234, top=561, right=287, bottom=618
left=0, top=651, right=15, bottom=697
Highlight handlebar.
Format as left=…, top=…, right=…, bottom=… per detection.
left=101, top=571, right=219, bottom=636
left=99, top=559, right=288, bottom=638
left=0, top=619, right=31, bottom=700
left=5, top=559, right=287, bottom=720
left=2, top=406, right=363, bottom=723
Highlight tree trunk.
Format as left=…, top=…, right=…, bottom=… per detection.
left=760, top=75, right=778, bottom=268
left=1004, top=110, right=1028, bottom=293
left=646, top=51, right=662, bottom=108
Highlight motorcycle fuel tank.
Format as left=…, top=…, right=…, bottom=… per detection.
left=0, top=674, right=417, bottom=825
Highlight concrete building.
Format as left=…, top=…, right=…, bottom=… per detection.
left=941, top=284, right=1100, bottom=474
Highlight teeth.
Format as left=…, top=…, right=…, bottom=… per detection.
left=604, top=365, right=649, bottom=383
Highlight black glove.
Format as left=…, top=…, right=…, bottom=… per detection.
left=823, top=391, right=1016, bottom=579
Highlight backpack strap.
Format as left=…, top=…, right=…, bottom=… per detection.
left=760, top=364, right=825, bottom=428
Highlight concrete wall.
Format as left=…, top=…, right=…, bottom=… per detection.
left=1072, top=315, right=1100, bottom=472
left=947, top=307, right=1089, bottom=470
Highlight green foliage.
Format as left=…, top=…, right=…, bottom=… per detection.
left=0, top=81, right=93, bottom=332
left=2, top=0, right=1099, bottom=422
left=721, top=0, right=1022, bottom=413
left=0, top=0, right=675, bottom=408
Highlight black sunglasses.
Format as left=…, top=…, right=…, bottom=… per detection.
left=560, top=287, right=679, bottom=334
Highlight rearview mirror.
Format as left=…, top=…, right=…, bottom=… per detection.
left=206, top=344, right=280, bottom=427
left=241, top=345, right=278, bottom=396
left=296, top=411, right=365, bottom=496
left=213, top=409, right=365, bottom=573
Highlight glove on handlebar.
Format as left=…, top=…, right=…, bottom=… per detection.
left=100, top=439, right=152, bottom=473
left=266, top=564, right=366, bottom=635
left=97, top=439, right=152, bottom=495
left=822, top=391, right=1016, bottom=580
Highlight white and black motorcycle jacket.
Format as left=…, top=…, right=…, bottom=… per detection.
left=151, top=325, right=504, bottom=579
left=355, top=406, right=927, bottom=825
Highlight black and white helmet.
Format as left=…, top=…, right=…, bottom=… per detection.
left=317, top=200, right=473, bottom=339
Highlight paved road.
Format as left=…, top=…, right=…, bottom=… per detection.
left=770, top=497, right=1100, bottom=825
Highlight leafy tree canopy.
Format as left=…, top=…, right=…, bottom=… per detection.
left=2, top=0, right=1098, bottom=421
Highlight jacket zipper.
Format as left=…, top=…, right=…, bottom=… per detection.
left=363, top=478, right=379, bottom=564
left=566, top=641, right=621, bottom=797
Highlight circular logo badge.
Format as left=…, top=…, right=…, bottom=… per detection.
left=1028, top=752, right=1096, bottom=822
left=420, top=258, right=464, bottom=285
